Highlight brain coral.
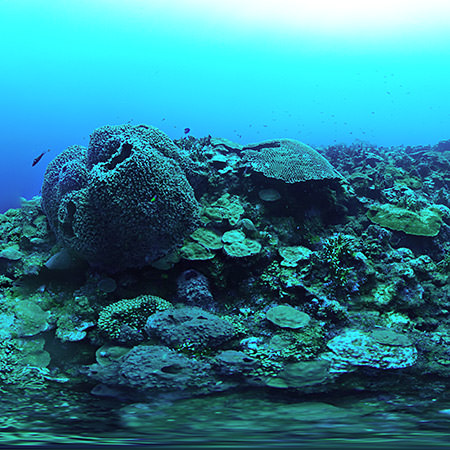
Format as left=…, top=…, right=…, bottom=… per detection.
left=41, top=124, right=201, bottom=272
left=242, top=138, right=342, bottom=183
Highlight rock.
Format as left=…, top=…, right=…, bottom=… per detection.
left=176, top=270, right=215, bottom=311
left=265, top=305, right=311, bottom=329
left=0, top=245, right=23, bottom=261
left=145, top=306, right=237, bottom=350
left=324, top=328, right=418, bottom=372
left=265, top=359, right=331, bottom=389
left=88, top=345, right=215, bottom=394
left=213, top=350, right=258, bottom=376
left=119, top=345, right=210, bottom=391
left=258, top=188, right=281, bottom=202
left=97, top=277, right=117, bottom=293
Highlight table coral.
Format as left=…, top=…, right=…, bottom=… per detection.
left=242, top=138, right=342, bottom=183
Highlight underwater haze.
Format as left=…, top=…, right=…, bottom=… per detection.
left=1, top=0, right=450, bottom=213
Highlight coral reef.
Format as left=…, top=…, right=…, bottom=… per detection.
left=1, top=125, right=449, bottom=410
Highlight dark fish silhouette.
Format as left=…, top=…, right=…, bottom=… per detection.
left=184, top=128, right=190, bottom=134
left=32, top=149, right=51, bottom=167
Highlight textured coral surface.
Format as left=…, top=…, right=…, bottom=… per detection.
left=41, top=124, right=200, bottom=271
left=242, top=138, right=342, bottom=183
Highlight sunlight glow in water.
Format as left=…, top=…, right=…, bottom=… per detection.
left=106, top=0, right=450, bottom=41
left=0, top=0, right=449, bottom=211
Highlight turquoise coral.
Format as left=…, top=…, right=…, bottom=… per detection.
left=321, top=234, right=356, bottom=288
left=98, top=295, right=172, bottom=341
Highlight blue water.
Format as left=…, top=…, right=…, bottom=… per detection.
left=1, top=0, right=450, bottom=210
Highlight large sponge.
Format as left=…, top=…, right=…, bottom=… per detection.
left=41, top=124, right=200, bottom=272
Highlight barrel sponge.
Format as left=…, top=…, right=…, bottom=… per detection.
left=58, top=159, right=89, bottom=196
left=242, top=138, right=342, bottom=183
left=42, top=145, right=88, bottom=225
left=41, top=124, right=201, bottom=272
left=87, top=123, right=193, bottom=171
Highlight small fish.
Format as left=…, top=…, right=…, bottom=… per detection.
left=184, top=128, right=190, bottom=134
left=32, top=149, right=51, bottom=167
left=150, top=195, right=157, bottom=203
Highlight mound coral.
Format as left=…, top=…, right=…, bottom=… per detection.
left=41, top=124, right=200, bottom=272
